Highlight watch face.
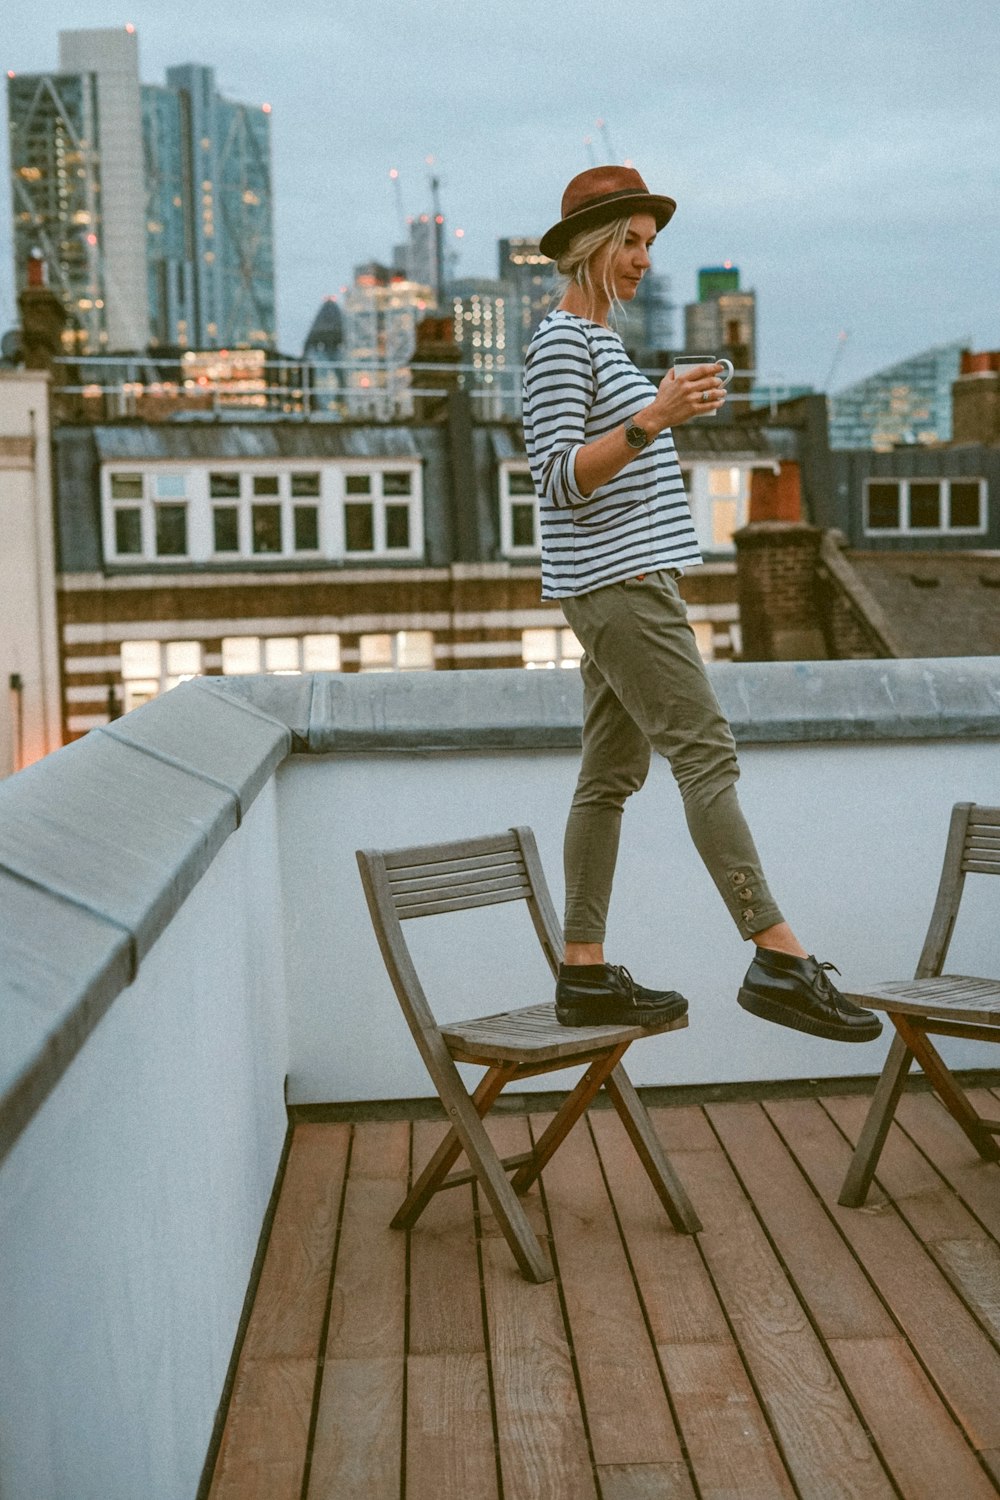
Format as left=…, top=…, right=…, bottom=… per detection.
left=625, top=422, right=649, bottom=449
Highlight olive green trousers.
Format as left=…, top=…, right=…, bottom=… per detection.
left=559, top=569, right=784, bottom=945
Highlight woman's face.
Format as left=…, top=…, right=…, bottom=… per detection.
left=594, top=213, right=657, bottom=301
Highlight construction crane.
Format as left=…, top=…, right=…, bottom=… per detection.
left=824, top=329, right=850, bottom=391
left=388, top=168, right=405, bottom=235
left=595, top=117, right=620, bottom=162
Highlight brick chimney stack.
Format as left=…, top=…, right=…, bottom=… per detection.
left=952, top=350, right=1000, bottom=444
left=733, top=522, right=827, bottom=660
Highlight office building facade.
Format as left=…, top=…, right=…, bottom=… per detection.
left=8, top=29, right=275, bottom=355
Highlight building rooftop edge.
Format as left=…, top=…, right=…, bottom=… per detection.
left=1, top=657, right=999, bottom=1166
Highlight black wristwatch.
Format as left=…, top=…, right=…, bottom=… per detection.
left=624, top=419, right=650, bottom=450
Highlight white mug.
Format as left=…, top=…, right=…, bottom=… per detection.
left=673, top=354, right=734, bottom=416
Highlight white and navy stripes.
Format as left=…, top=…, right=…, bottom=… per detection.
left=522, top=309, right=702, bottom=599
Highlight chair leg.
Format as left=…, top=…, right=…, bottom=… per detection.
left=392, top=1063, right=517, bottom=1230
left=604, top=1065, right=702, bottom=1234
left=894, top=1013, right=1000, bottom=1164
left=838, top=1029, right=913, bottom=1206
left=510, top=1043, right=629, bottom=1195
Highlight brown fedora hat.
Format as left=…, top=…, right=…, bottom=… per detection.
left=539, top=165, right=677, bottom=261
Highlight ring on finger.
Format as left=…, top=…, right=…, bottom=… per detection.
left=701, top=391, right=712, bottom=403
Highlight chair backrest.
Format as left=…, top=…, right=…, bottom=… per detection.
left=917, top=802, right=1000, bottom=978
left=356, top=827, right=563, bottom=1052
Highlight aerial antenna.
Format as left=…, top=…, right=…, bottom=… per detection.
left=595, top=117, right=619, bottom=162
left=824, top=329, right=850, bottom=391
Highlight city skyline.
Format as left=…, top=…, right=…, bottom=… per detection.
left=2, top=0, right=998, bottom=388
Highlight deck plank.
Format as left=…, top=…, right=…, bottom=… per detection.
left=829, top=1336, right=1000, bottom=1500
left=651, top=1106, right=895, bottom=1499
left=895, top=1089, right=1000, bottom=1239
left=531, top=1111, right=689, bottom=1475
left=706, top=1099, right=896, bottom=1340
left=590, top=1109, right=796, bottom=1500
left=307, top=1121, right=409, bottom=1499
left=240, top=1122, right=350, bottom=1360
left=765, top=1098, right=1000, bottom=1454
left=206, top=1123, right=349, bottom=1500
left=823, top=1092, right=1000, bottom=1345
left=206, top=1357, right=316, bottom=1500
left=479, top=1114, right=599, bottom=1500
left=406, top=1121, right=499, bottom=1500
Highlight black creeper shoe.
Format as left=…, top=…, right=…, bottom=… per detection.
left=738, top=948, right=882, bottom=1043
left=555, top=963, right=688, bottom=1028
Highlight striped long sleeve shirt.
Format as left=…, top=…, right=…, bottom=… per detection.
left=522, top=309, right=702, bottom=599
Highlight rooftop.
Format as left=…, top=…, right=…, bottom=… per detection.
left=207, top=1090, right=1000, bottom=1498
left=2, top=660, right=999, bottom=1498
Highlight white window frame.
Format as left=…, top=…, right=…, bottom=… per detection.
left=340, top=463, right=424, bottom=560
left=499, top=462, right=540, bottom=556
left=104, top=468, right=194, bottom=563
left=863, top=477, right=987, bottom=537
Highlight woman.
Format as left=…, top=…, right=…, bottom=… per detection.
left=523, top=164, right=881, bottom=1044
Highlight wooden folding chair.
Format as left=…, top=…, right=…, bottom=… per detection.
left=356, top=826, right=701, bottom=1283
left=839, top=802, right=1000, bottom=1207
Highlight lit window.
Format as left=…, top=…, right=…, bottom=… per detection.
left=706, top=466, right=745, bottom=550
left=264, top=637, right=299, bottom=674
left=303, top=634, right=340, bottom=671
left=522, top=627, right=583, bottom=669
left=222, top=635, right=342, bottom=675
left=221, top=637, right=261, bottom=674
left=120, top=639, right=202, bottom=709
left=358, top=631, right=434, bottom=672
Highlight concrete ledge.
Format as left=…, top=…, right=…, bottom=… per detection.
left=2, top=655, right=999, bottom=1167
left=203, top=657, right=1000, bottom=751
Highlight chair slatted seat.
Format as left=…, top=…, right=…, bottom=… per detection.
left=357, top=826, right=700, bottom=1283
left=839, top=803, right=1000, bottom=1207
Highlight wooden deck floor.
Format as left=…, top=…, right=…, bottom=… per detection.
left=206, top=1085, right=1000, bottom=1499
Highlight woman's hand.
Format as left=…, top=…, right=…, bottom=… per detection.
left=570, top=361, right=728, bottom=497
left=644, top=362, right=728, bottom=431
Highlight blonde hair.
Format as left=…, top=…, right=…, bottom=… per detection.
left=554, top=216, right=631, bottom=321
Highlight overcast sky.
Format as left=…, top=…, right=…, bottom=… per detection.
left=3, top=0, right=998, bottom=388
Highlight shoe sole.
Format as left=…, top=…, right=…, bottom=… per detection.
left=737, top=987, right=883, bottom=1043
left=556, top=997, right=688, bottom=1029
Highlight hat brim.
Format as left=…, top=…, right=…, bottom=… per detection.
left=539, top=192, right=677, bottom=261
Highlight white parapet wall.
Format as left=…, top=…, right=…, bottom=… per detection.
left=0, top=658, right=999, bottom=1499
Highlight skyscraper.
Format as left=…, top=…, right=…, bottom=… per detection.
left=8, top=27, right=275, bottom=355
left=9, top=28, right=148, bottom=352
left=497, top=236, right=557, bottom=362
left=684, top=264, right=756, bottom=370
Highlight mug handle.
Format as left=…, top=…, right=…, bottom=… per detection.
left=717, top=358, right=735, bottom=385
